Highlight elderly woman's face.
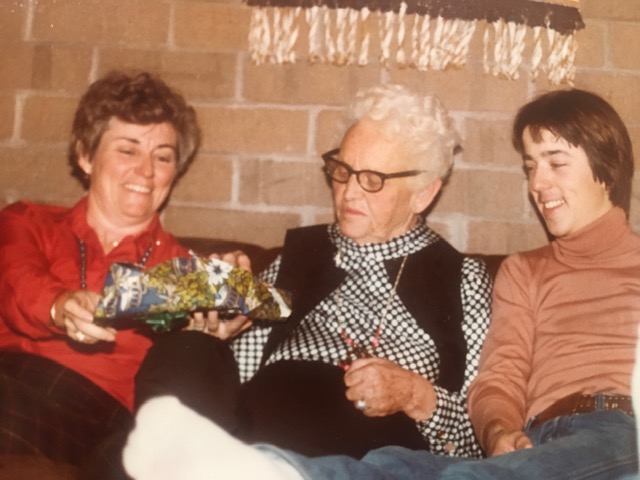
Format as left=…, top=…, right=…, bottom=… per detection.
left=332, top=120, right=438, bottom=244
left=78, top=118, right=178, bottom=227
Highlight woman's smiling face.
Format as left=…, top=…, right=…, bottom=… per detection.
left=79, top=118, right=178, bottom=228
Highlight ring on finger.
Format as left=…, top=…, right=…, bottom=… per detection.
left=76, top=331, right=86, bottom=342
left=356, top=399, right=367, bottom=411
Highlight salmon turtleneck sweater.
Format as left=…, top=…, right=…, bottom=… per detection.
left=468, top=207, right=640, bottom=447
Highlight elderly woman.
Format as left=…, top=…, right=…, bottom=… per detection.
left=0, top=70, right=201, bottom=466
left=130, top=83, right=492, bottom=467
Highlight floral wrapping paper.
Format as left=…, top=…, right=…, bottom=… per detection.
left=94, top=255, right=292, bottom=333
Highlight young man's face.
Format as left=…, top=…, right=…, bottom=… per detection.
left=522, top=127, right=613, bottom=238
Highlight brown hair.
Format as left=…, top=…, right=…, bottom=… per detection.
left=69, top=71, right=201, bottom=187
left=512, top=88, right=634, bottom=216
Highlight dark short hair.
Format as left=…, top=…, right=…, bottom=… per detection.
left=69, top=70, right=201, bottom=187
left=512, top=89, right=634, bottom=216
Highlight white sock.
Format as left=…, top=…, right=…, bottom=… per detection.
left=123, top=396, right=304, bottom=480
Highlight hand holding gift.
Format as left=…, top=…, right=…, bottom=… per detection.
left=94, top=255, right=291, bottom=333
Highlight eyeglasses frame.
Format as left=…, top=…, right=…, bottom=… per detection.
left=321, top=148, right=427, bottom=193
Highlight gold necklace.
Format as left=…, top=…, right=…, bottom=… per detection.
left=335, top=254, right=409, bottom=370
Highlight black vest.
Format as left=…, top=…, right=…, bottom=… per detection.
left=264, top=225, right=468, bottom=393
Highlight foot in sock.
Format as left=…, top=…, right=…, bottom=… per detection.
left=123, top=395, right=301, bottom=480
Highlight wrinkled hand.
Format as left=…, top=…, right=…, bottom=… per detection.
left=186, top=310, right=252, bottom=340
left=483, top=420, right=533, bottom=456
left=343, top=357, right=436, bottom=420
left=52, top=290, right=116, bottom=344
left=209, top=250, right=252, bottom=273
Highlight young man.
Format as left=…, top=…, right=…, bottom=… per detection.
left=122, top=89, right=639, bottom=480
left=463, top=88, right=638, bottom=477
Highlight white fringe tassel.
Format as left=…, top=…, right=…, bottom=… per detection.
left=248, top=3, right=578, bottom=85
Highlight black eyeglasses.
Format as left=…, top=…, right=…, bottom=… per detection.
left=321, top=148, right=426, bottom=193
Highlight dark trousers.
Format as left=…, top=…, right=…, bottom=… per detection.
left=138, top=331, right=427, bottom=455
left=82, top=331, right=428, bottom=478
left=0, top=351, right=131, bottom=466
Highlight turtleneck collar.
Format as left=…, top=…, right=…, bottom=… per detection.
left=552, top=206, right=631, bottom=262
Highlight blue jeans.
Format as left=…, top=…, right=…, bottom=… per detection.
left=260, top=410, right=638, bottom=480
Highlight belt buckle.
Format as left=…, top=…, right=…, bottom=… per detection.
left=602, top=394, right=628, bottom=412
left=607, top=400, right=620, bottom=410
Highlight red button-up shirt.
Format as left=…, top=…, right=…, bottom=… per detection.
left=0, top=198, right=188, bottom=410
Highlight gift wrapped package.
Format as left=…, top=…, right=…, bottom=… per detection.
left=94, top=255, right=292, bottom=333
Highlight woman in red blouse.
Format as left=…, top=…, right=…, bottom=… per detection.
left=0, top=70, right=200, bottom=466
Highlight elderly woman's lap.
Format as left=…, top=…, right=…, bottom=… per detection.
left=134, top=331, right=427, bottom=457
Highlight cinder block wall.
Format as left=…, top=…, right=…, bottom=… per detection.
left=1, top=0, right=639, bottom=252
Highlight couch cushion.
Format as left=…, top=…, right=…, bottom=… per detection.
left=469, top=254, right=506, bottom=280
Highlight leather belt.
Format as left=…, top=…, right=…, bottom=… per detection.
left=529, top=392, right=634, bottom=430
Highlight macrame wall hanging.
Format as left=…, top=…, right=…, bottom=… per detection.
left=246, top=0, right=584, bottom=85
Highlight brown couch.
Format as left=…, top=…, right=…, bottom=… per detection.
left=178, top=237, right=507, bottom=281
left=0, top=237, right=506, bottom=480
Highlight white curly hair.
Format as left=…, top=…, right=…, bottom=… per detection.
left=338, top=84, right=461, bottom=183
